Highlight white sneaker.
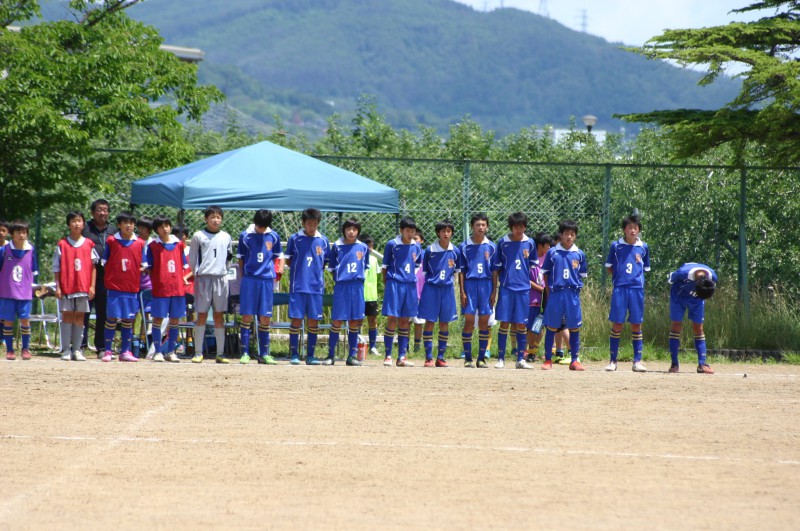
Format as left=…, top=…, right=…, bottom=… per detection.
left=148, top=344, right=156, bottom=357
left=153, top=352, right=165, bottom=362
left=632, top=361, right=647, bottom=373
left=369, top=347, right=381, bottom=356
left=72, top=350, right=86, bottom=362
left=60, top=351, right=71, bottom=361
left=145, top=350, right=155, bottom=360
left=494, top=359, right=505, bottom=369
left=515, top=360, right=533, bottom=369
left=383, top=356, right=393, bottom=367
left=605, top=361, right=617, bottom=372
left=166, top=352, right=180, bottom=363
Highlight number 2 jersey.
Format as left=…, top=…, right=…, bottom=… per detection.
left=102, top=233, right=147, bottom=293
left=144, top=235, right=188, bottom=297
left=327, top=238, right=370, bottom=282
left=541, top=243, right=588, bottom=291
left=492, top=234, right=538, bottom=292
left=605, top=238, right=650, bottom=289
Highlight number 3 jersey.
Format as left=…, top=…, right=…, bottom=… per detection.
left=102, top=233, right=147, bottom=293
left=327, top=238, right=369, bottom=282
left=237, top=225, right=282, bottom=280
left=145, top=235, right=188, bottom=297
left=605, top=238, right=650, bottom=289
left=541, top=243, right=588, bottom=291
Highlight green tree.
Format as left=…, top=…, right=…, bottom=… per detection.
left=0, top=0, right=222, bottom=220
left=616, top=1, right=800, bottom=166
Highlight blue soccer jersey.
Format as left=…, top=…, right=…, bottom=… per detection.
left=605, top=238, right=650, bottom=289
left=382, top=236, right=422, bottom=284
left=285, top=229, right=329, bottom=294
left=542, top=243, right=588, bottom=290
left=237, top=225, right=282, bottom=279
left=493, top=234, right=538, bottom=292
left=458, top=237, right=496, bottom=280
left=328, top=238, right=369, bottom=282
left=422, top=242, right=461, bottom=287
left=668, top=262, right=718, bottom=298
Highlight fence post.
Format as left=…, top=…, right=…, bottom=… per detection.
left=739, top=167, right=749, bottom=316
left=601, top=164, right=611, bottom=288
left=462, top=161, right=471, bottom=243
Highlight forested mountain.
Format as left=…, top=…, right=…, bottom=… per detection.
left=39, top=0, right=740, bottom=136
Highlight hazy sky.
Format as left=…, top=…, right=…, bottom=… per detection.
left=453, top=1, right=769, bottom=45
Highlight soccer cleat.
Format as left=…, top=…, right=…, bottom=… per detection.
left=383, top=356, right=392, bottom=367
left=541, top=360, right=553, bottom=370
left=290, top=355, right=301, bottom=365
left=72, top=350, right=86, bottom=362
left=102, top=350, right=114, bottom=362
left=553, top=350, right=565, bottom=364
left=494, top=359, right=505, bottom=369
left=605, top=361, right=617, bottom=372
left=632, top=361, right=647, bottom=373
left=305, top=356, right=322, bottom=366
left=558, top=356, right=573, bottom=366
left=476, top=360, right=488, bottom=368
left=166, top=353, right=180, bottom=363
left=6, top=352, right=15, bottom=361
left=423, top=358, right=435, bottom=368
left=464, top=360, right=475, bottom=368
left=435, top=358, right=449, bottom=368
left=322, top=358, right=334, bottom=366
left=239, top=354, right=250, bottom=364
left=569, top=361, right=585, bottom=371
left=191, top=354, right=203, bottom=363
left=119, top=351, right=138, bottom=362
left=153, top=352, right=165, bottom=362
left=697, top=363, right=714, bottom=374
left=21, top=349, right=31, bottom=360
left=515, top=359, right=534, bottom=369
left=215, top=356, right=229, bottom=364
left=61, top=351, right=72, bottom=361
left=369, top=347, right=381, bottom=356
left=669, top=364, right=680, bottom=373
left=396, top=356, right=414, bottom=367
left=346, top=356, right=362, bottom=366
left=525, top=354, right=537, bottom=364
left=257, top=354, right=277, bottom=365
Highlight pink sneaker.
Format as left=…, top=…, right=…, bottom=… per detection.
left=119, top=351, right=138, bottom=362
left=101, top=350, right=114, bottom=362
left=21, top=349, right=31, bottom=360
left=6, top=351, right=16, bottom=361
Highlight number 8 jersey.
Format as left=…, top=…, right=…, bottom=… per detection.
left=541, top=243, right=588, bottom=291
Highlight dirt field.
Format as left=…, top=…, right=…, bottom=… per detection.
left=1, top=356, right=798, bottom=530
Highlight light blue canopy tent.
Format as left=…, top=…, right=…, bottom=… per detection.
left=130, top=141, right=398, bottom=212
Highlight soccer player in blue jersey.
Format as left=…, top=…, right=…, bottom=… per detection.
left=605, top=214, right=651, bottom=372
left=237, top=209, right=283, bottom=365
left=285, top=208, right=330, bottom=365
left=381, top=216, right=422, bottom=367
left=326, top=218, right=369, bottom=366
left=492, top=212, right=538, bottom=369
left=458, top=213, right=497, bottom=368
left=541, top=219, right=588, bottom=371
left=668, top=262, right=718, bottom=374
left=418, top=220, right=461, bottom=368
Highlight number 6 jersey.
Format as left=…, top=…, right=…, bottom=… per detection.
left=145, top=235, right=188, bottom=297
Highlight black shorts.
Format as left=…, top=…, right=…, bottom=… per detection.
left=364, top=301, right=379, bottom=317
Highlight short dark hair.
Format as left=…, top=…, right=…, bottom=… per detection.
left=360, top=232, right=374, bottom=246
left=622, top=214, right=642, bottom=231
left=558, top=219, right=579, bottom=236
left=90, top=199, right=109, bottom=213
left=435, top=219, right=455, bottom=236
left=66, top=211, right=85, bottom=226
left=534, top=231, right=554, bottom=247
left=695, top=276, right=716, bottom=300
left=9, top=219, right=29, bottom=235
left=204, top=205, right=224, bottom=219
left=399, top=216, right=417, bottom=231
left=0, top=220, right=9, bottom=230
left=116, top=211, right=136, bottom=224
left=507, top=211, right=528, bottom=229
left=301, top=208, right=322, bottom=223
left=415, top=228, right=425, bottom=242
left=136, top=216, right=153, bottom=230
left=470, top=212, right=489, bottom=227
left=253, top=209, right=273, bottom=228
left=342, top=217, right=362, bottom=236
left=151, top=215, right=172, bottom=233
left=180, top=227, right=190, bottom=238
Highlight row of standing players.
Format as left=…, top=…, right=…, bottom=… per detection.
left=0, top=203, right=717, bottom=373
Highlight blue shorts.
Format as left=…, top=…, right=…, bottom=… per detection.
left=609, top=287, right=645, bottom=324
left=418, top=284, right=458, bottom=323
left=332, top=281, right=365, bottom=321
left=289, top=292, right=323, bottom=320
left=462, top=278, right=493, bottom=316
left=382, top=279, right=419, bottom=318
left=495, top=287, right=530, bottom=325
left=239, top=276, right=275, bottom=318
left=150, top=296, right=187, bottom=319
left=107, top=290, right=140, bottom=320
left=543, top=289, right=582, bottom=329
left=526, top=305, right=542, bottom=331
left=140, top=290, right=153, bottom=313
left=670, top=293, right=706, bottom=323
left=0, top=299, right=32, bottom=321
